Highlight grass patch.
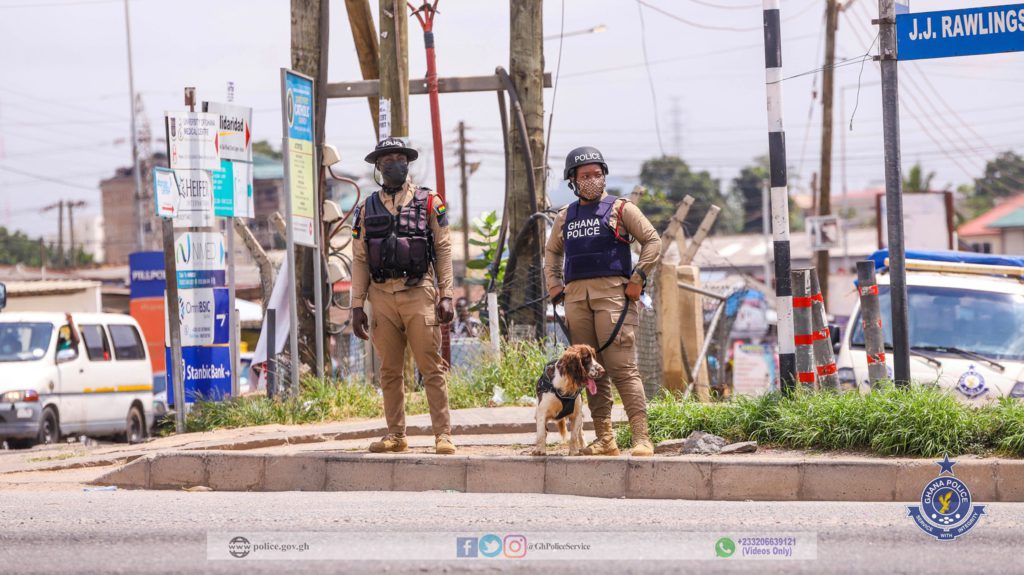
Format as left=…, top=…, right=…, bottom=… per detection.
left=174, top=339, right=555, bottom=434
left=28, top=451, right=86, bottom=463
left=617, top=383, right=1024, bottom=458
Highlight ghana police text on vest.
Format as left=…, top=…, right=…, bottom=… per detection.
left=562, top=196, right=631, bottom=283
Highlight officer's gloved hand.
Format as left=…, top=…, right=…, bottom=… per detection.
left=436, top=298, right=454, bottom=324
left=352, top=307, right=370, bottom=340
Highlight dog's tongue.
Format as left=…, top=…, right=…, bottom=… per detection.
left=586, top=378, right=597, bottom=395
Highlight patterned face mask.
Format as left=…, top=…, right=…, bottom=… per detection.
left=575, top=174, right=605, bottom=200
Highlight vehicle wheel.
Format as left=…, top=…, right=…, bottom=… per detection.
left=125, top=406, right=146, bottom=444
left=37, top=408, right=60, bottom=446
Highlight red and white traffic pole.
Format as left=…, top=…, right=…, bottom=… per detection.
left=409, top=0, right=445, bottom=202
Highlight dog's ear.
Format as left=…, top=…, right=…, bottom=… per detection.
left=545, top=362, right=556, bottom=379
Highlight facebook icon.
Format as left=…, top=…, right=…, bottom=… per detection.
left=456, top=537, right=478, bottom=558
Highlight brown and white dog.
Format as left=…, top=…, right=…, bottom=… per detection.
left=532, top=344, right=605, bottom=456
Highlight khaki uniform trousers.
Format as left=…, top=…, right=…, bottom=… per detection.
left=564, top=289, right=648, bottom=422
left=368, top=284, right=451, bottom=436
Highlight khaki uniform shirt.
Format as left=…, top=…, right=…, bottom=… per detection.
left=544, top=193, right=661, bottom=303
left=350, top=184, right=454, bottom=308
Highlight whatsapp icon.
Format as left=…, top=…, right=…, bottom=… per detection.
left=715, top=537, right=736, bottom=558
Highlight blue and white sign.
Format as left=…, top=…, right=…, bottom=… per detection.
left=164, top=287, right=230, bottom=346
left=897, top=4, right=1024, bottom=61
left=174, top=232, right=226, bottom=289
left=153, top=167, right=180, bottom=219
left=129, top=252, right=166, bottom=299
left=165, top=345, right=232, bottom=406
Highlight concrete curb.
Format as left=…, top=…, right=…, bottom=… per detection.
left=92, top=451, right=1024, bottom=502
left=175, top=420, right=600, bottom=452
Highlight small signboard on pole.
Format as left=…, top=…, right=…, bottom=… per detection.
left=174, top=231, right=226, bottom=289
left=282, top=70, right=317, bottom=248
left=153, top=167, right=180, bottom=218
left=164, top=287, right=230, bottom=347
left=166, top=112, right=221, bottom=171
left=203, top=101, right=255, bottom=218
left=171, top=169, right=216, bottom=228
left=806, top=215, right=840, bottom=252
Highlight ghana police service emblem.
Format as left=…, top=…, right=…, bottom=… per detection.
left=907, top=455, right=986, bottom=541
left=956, top=365, right=988, bottom=398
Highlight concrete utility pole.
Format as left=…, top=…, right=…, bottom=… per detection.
left=67, top=200, right=85, bottom=267
left=41, top=201, right=65, bottom=268
left=816, top=0, right=838, bottom=309
left=345, top=0, right=381, bottom=136
left=290, top=0, right=327, bottom=374
left=123, top=0, right=144, bottom=254
left=458, top=121, right=470, bottom=272
left=379, top=0, right=409, bottom=138
left=506, top=0, right=546, bottom=337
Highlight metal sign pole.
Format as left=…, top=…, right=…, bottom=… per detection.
left=281, top=70, right=301, bottom=396
left=877, top=0, right=910, bottom=386
left=225, top=84, right=240, bottom=398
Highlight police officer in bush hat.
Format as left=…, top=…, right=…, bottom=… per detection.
left=544, top=146, right=662, bottom=456
left=351, top=137, right=456, bottom=455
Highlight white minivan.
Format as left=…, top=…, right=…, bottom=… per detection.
left=0, top=311, right=154, bottom=448
left=836, top=252, right=1024, bottom=402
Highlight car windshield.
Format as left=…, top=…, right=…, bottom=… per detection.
left=0, top=322, right=54, bottom=362
left=851, top=284, right=1024, bottom=362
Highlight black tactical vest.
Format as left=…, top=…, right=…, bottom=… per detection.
left=362, top=187, right=434, bottom=285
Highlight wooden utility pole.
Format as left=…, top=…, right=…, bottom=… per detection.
left=458, top=121, right=470, bottom=272
left=379, top=0, right=409, bottom=137
left=816, top=0, right=838, bottom=308
left=505, top=0, right=546, bottom=337
left=290, top=0, right=326, bottom=371
left=344, top=0, right=381, bottom=136
left=41, top=201, right=65, bottom=268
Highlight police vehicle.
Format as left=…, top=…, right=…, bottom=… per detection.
left=836, top=250, right=1024, bottom=401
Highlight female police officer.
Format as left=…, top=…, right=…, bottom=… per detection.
left=543, top=147, right=662, bottom=456
left=350, top=137, right=456, bottom=455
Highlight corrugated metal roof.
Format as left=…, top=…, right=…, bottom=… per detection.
left=989, top=207, right=1024, bottom=229
left=4, top=279, right=102, bottom=295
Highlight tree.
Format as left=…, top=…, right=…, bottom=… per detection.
left=903, top=162, right=936, bottom=193
left=638, top=155, right=737, bottom=234
left=252, top=140, right=282, bottom=160
left=729, top=156, right=769, bottom=233
left=975, top=151, right=1024, bottom=203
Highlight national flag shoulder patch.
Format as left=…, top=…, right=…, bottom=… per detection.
left=429, top=194, right=449, bottom=226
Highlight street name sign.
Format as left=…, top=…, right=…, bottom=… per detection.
left=897, top=3, right=1024, bottom=60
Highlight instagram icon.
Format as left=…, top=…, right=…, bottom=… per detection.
left=503, top=535, right=527, bottom=558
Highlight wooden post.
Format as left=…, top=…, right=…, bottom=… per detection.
left=677, top=264, right=710, bottom=401
left=504, top=0, right=546, bottom=338
left=379, top=0, right=408, bottom=137
left=680, top=205, right=720, bottom=265
left=816, top=0, right=838, bottom=309
left=656, top=262, right=684, bottom=393
left=660, top=196, right=695, bottom=261
left=290, top=0, right=325, bottom=373
left=344, top=0, right=381, bottom=136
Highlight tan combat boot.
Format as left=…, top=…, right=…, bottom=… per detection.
left=580, top=418, right=621, bottom=456
left=368, top=434, right=408, bottom=453
left=435, top=433, right=456, bottom=455
left=629, top=417, right=654, bottom=457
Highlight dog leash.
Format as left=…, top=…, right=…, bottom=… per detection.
left=551, top=294, right=630, bottom=354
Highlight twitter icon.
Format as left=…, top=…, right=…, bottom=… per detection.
left=479, top=534, right=503, bottom=558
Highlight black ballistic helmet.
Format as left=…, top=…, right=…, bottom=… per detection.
left=364, top=137, right=420, bottom=164
left=563, top=146, right=609, bottom=180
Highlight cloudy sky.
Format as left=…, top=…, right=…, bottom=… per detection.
left=0, top=0, right=1020, bottom=245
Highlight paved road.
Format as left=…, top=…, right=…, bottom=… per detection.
left=1, top=490, right=1020, bottom=574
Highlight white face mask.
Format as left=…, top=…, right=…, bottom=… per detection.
left=576, top=174, right=606, bottom=200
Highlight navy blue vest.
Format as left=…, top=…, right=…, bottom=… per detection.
left=562, top=196, right=632, bottom=284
